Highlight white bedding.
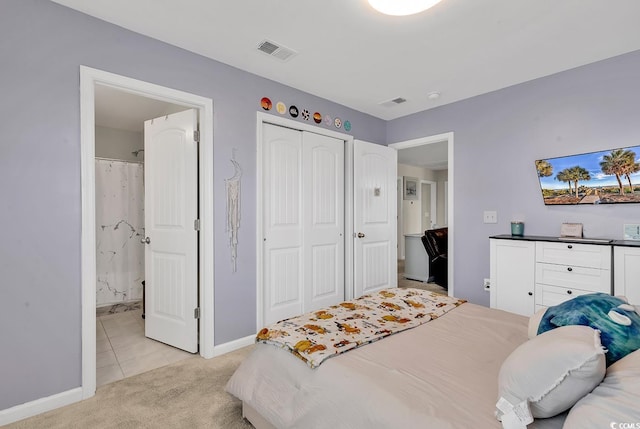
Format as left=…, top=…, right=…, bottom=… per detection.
left=226, top=302, right=566, bottom=429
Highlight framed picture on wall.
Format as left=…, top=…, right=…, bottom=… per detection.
left=403, top=176, right=418, bottom=200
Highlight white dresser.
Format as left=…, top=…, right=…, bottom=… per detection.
left=404, top=234, right=429, bottom=282
left=489, top=238, right=536, bottom=316
left=490, top=236, right=613, bottom=316
left=614, top=243, right=640, bottom=305
left=534, top=241, right=611, bottom=312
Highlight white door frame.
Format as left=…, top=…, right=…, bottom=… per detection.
left=389, top=132, right=454, bottom=296
left=397, top=177, right=403, bottom=259
left=397, top=178, right=437, bottom=260
left=420, top=179, right=437, bottom=230
left=256, top=112, right=354, bottom=330
left=80, top=66, right=215, bottom=400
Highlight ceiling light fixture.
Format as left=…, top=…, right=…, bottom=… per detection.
left=368, top=0, right=443, bottom=16
left=427, top=91, right=441, bottom=100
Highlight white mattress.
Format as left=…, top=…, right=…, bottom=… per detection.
left=226, top=303, right=566, bottom=429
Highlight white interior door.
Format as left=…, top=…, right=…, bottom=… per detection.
left=354, top=140, right=398, bottom=298
left=303, top=131, right=344, bottom=311
left=144, top=109, right=198, bottom=353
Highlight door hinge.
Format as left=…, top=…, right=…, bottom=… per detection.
left=193, top=130, right=200, bottom=143
left=194, top=307, right=201, bottom=319
left=194, top=219, right=201, bottom=231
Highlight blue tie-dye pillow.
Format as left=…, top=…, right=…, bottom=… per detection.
left=537, top=293, right=640, bottom=366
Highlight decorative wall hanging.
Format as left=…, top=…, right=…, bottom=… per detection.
left=260, top=97, right=272, bottom=111
left=258, top=97, right=354, bottom=133
left=226, top=150, right=242, bottom=272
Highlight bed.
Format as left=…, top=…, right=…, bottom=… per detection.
left=226, top=288, right=639, bottom=429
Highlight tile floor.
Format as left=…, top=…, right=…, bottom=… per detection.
left=96, top=307, right=194, bottom=387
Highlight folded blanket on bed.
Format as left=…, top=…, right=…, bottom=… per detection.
left=256, top=288, right=466, bottom=368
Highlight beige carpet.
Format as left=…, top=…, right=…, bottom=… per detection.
left=6, top=346, right=255, bottom=429
left=397, top=259, right=447, bottom=294
left=9, top=270, right=441, bottom=429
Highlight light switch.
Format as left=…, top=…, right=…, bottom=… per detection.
left=483, top=211, right=498, bottom=224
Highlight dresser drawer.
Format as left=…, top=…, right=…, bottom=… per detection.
left=535, top=241, right=611, bottom=269
left=535, top=262, right=611, bottom=292
left=535, top=284, right=604, bottom=308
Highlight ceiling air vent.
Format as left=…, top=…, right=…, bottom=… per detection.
left=257, top=39, right=297, bottom=62
left=379, top=97, right=407, bottom=108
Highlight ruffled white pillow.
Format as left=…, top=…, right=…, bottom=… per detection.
left=563, top=348, right=640, bottom=427
left=497, top=325, right=606, bottom=419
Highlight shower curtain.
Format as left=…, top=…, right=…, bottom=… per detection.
left=95, top=159, right=145, bottom=307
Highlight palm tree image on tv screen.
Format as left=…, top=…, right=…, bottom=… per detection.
left=535, top=145, right=640, bottom=205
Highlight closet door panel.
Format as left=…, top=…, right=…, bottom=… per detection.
left=303, top=132, right=344, bottom=311
left=263, top=124, right=303, bottom=324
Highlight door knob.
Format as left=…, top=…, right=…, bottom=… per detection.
left=357, top=232, right=365, bottom=238
left=141, top=237, right=150, bottom=244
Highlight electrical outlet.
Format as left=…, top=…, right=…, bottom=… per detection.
left=483, top=211, right=498, bottom=224
left=483, top=278, right=491, bottom=291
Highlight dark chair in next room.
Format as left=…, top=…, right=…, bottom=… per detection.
left=421, top=227, right=448, bottom=289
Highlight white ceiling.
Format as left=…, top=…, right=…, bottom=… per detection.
left=53, top=0, right=640, bottom=121
left=61, top=1, right=640, bottom=171
left=397, top=141, right=448, bottom=170
left=94, top=85, right=187, bottom=132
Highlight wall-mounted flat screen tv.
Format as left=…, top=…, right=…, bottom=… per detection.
left=535, top=145, right=640, bottom=205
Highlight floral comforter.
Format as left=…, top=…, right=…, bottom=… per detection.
left=256, top=288, right=466, bottom=368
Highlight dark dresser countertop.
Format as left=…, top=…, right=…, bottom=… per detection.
left=490, top=234, right=640, bottom=247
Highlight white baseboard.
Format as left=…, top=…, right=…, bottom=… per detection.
left=212, top=334, right=255, bottom=357
left=1, top=336, right=255, bottom=424
left=0, top=387, right=83, bottom=426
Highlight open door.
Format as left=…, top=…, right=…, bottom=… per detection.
left=353, top=140, right=398, bottom=298
left=143, top=109, right=198, bottom=353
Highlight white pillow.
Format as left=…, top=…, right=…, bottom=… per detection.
left=497, top=325, right=606, bottom=419
left=564, top=348, right=640, bottom=427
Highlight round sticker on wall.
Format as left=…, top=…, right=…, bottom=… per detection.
left=313, top=112, right=322, bottom=124
left=260, top=97, right=272, bottom=111
left=276, top=102, right=286, bottom=114
left=289, top=105, right=299, bottom=118
left=324, top=114, right=332, bottom=126
left=343, top=120, right=352, bottom=132
left=334, top=117, right=342, bottom=129
left=302, top=109, right=310, bottom=120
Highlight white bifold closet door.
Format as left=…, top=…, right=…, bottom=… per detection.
left=262, top=123, right=344, bottom=325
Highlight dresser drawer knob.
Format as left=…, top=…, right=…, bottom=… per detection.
left=528, top=292, right=533, bottom=296
left=567, top=267, right=573, bottom=272
left=567, top=244, right=573, bottom=249
left=567, top=290, right=573, bottom=295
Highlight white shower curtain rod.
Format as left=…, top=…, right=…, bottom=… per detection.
left=95, top=157, right=144, bottom=165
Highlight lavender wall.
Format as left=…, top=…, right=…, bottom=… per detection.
left=4, top=0, right=640, bottom=415
left=0, top=0, right=385, bottom=410
left=388, top=49, right=640, bottom=306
